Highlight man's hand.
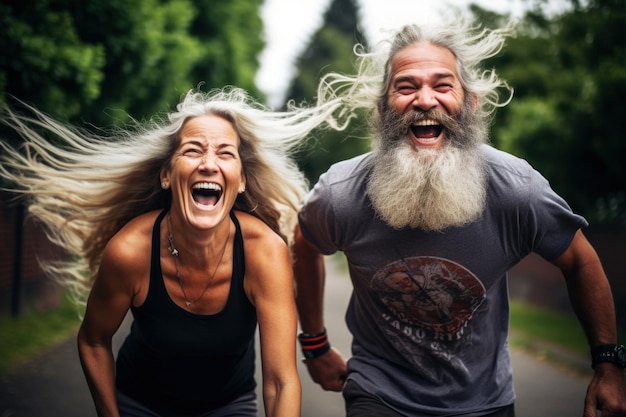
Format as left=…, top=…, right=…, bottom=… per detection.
left=584, top=364, right=626, bottom=416
left=303, top=347, right=348, bottom=392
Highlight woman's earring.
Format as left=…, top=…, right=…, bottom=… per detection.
left=239, top=187, right=245, bottom=194
left=161, top=181, right=167, bottom=189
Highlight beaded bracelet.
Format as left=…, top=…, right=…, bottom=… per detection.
left=298, top=328, right=331, bottom=359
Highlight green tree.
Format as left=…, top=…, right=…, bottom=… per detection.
left=188, top=0, right=264, bottom=98
left=0, top=0, right=106, bottom=121
left=284, top=0, right=371, bottom=184
left=488, top=0, right=626, bottom=225
left=68, top=0, right=202, bottom=125
left=0, top=0, right=265, bottom=127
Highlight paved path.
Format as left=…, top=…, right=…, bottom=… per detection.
left=1, top=256, right=591, bottom=417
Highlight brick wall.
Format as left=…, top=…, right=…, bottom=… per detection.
left=0, top=195, right=66, bottom=315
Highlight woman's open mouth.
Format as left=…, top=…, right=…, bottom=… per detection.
left=192, top=182, right=222, bottom=207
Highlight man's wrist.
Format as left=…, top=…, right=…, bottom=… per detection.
left=299, top=329, right=327, bottom=338
left=591, top=344, right=626, bottom=369
left=298, top=328, right=331, bottom=359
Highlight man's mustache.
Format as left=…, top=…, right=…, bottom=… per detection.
left=400, top=108, right=464, bottom=138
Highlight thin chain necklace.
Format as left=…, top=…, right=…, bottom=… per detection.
left=166, top=214, right=230, bottom=307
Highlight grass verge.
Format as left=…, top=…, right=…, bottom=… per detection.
left=0, top=293, right=82, bottom=375
left=510, top=300, right=589, bottom=355
left=509, top=299, right=625, bottom=375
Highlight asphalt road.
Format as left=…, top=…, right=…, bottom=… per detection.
left=1, top=256, right=592, bottom=417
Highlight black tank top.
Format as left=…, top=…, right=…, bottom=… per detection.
left=116, top=210, right=257, bottom=416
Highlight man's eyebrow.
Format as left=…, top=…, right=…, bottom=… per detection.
left=392, top=72, right=456, bottom=84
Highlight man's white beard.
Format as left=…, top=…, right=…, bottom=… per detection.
left=367, top=140, right=487, bottom=231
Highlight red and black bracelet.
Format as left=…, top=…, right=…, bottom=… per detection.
left=298, top=328, right=331, bottom=359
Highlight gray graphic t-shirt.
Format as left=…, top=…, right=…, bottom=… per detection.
left=298, top=145, right=587, bottom=417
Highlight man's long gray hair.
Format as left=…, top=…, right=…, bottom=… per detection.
left=316, top=15, right=516, bottom=125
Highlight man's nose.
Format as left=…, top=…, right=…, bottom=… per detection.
left=412, top=88, right=437, bottom=111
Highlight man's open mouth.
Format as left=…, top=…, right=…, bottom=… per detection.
left=411, top=119, right=443, bottom=139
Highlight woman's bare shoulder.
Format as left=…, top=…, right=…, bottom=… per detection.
left=234, top=211, right=283, bottom=242
left=102, top=210, right=162, bottom=275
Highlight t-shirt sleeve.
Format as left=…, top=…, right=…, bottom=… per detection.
left=298, top=171, right=341, bottom=255
left=523, top=166, right=588, bottom=261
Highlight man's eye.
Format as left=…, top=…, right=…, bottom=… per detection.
left=397, top=86, right=415, bottom=94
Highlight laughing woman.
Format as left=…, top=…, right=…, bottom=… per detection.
left=0, top=87, right=345, bottom=417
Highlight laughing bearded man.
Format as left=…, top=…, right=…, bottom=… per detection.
left=292, top=17, right=626, bottom=417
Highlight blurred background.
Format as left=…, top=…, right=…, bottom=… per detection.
left=0, top=0, right=624, bottom=414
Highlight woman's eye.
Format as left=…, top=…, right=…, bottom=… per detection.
left=183, top=148, right=202, bottom=156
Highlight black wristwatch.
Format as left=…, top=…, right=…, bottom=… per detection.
left=591, top=344, right=626, bottom=369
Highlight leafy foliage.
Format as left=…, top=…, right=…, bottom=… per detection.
left=0, top=1, right=106, bottom=120
left=0, top=0, right=264, bottom=127
left=282, top=0, right=371, bottom=184
left=489, top=0, right=626, bottom=225
left=188, top=0, right=264, bottom=99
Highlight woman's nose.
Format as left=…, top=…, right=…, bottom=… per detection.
left=199, top=153, right=218, bottom=171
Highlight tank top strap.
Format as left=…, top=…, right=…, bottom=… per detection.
left=229, top=210, right=246, bottom=288
left=151, top=209, right=168, bottom=280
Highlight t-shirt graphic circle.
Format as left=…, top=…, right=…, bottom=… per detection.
left=371, top=256, right=486, bottom=336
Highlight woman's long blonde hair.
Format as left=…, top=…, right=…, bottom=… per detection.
left=0, top=87, right=349, bottom=304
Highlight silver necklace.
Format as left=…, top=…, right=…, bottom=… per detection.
left=166, top=214, right=230, bottom=307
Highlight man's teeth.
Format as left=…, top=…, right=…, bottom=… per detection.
left=413, top=119, right=439, bottom=127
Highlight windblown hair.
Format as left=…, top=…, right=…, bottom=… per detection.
left=0, top=87, right=347, bottom=303
left=316, top=16, right=516, bottom=123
